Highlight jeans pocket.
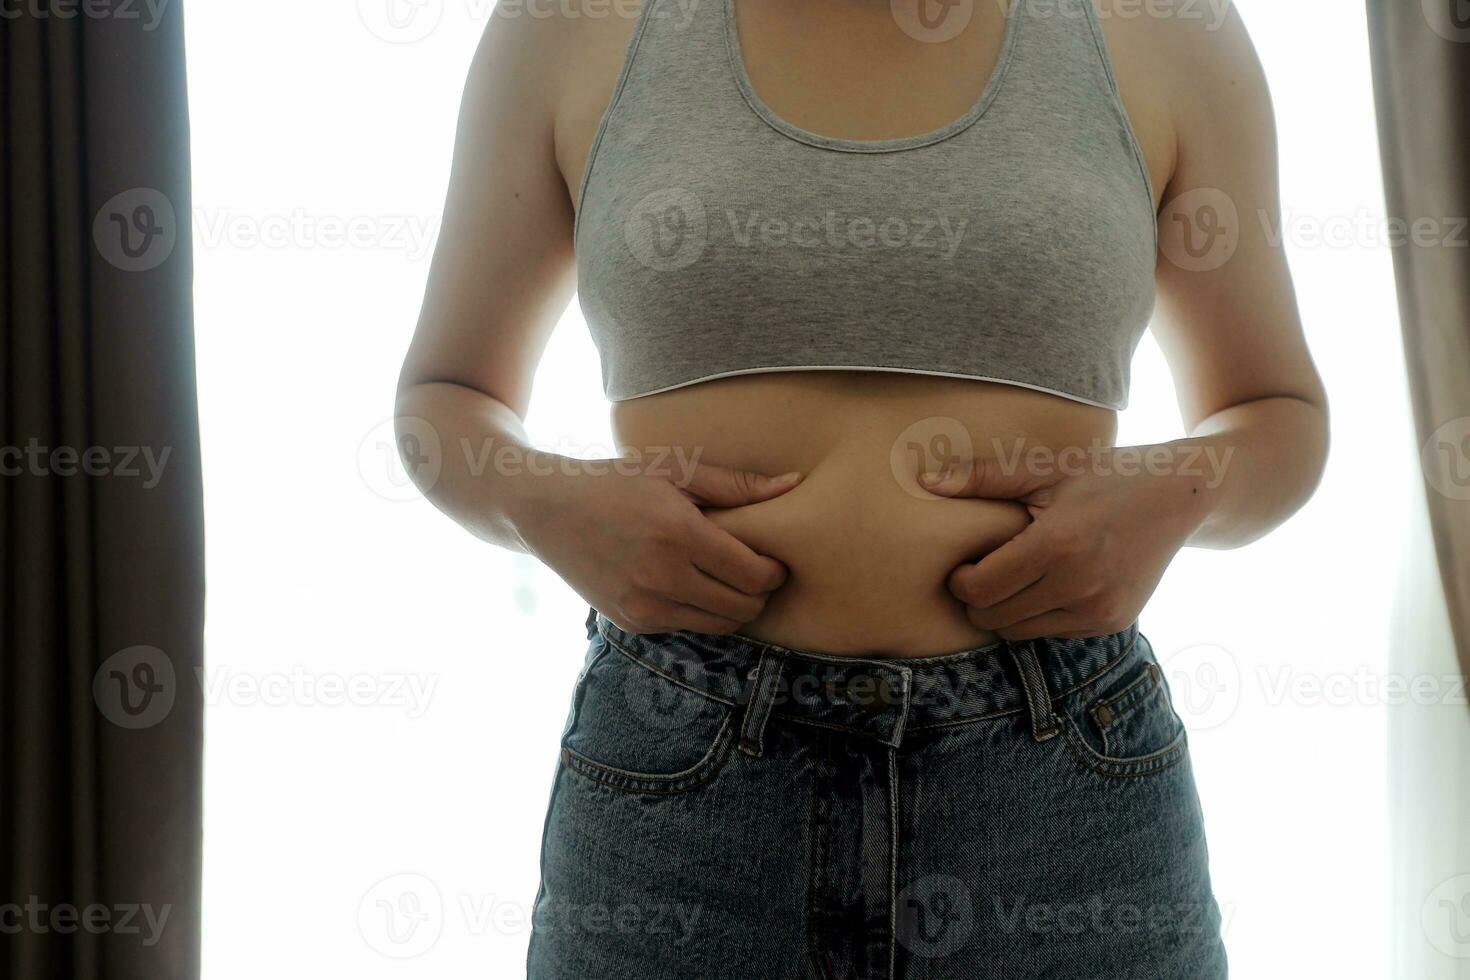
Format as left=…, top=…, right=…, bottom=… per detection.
left=560, top=642, right=737, bottom=795
left=1057, top=644, right=1188, bottom=779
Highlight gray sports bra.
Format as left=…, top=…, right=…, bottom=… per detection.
left=574, top=0, right=1158, bottom=410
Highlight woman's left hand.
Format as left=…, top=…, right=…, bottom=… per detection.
left=920, top=447, right=1213, bottom=641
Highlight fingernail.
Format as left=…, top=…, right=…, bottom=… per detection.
left=920, top=469, right=950, bottom=486
left=773, top=471, right=802, bottom=486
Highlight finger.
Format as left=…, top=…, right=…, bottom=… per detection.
left=993, top=610, right=1087, bottom=643
left=663, top=601, right=743, bottom=636
left=919, top=455, right=1054, bottom=501
left=679, top=462, right=802, bottom=508
left=676, top=566, right=767, bottom=623
left=947, top=526, right=1049, bottom=609
left=688, top=520, right=789, bottom=594
left=962, top=575, right=1065, bottom=631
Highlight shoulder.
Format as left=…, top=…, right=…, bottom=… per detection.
left=459, top=0, right=646, bottom=183
left=1089, top=0, right=1275, bottom=196
left=454, top=1, right=638, bottom=125
left=1104, top=2, right=1272, bottom=130
left=468, top=0, right=646, bottom=110
left=1091, top=0, right=1266, bottom=85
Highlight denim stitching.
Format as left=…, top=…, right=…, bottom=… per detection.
left=1056, top=712, right=1189, bottom=779
left=906, top=638, right=1144, bottom=733
left=906, top=706, right=1026, bottom=732
left=889, top=669, right=913, bottom=748
left=807, top=733, right=832, bottom=979
left=600, top=631, right=741, bottom=707
left=1011, top=640, right=1059, bottom=741
left=785, top=713, right=903, bottom=746
left=740, top=650, right=787, bottom=756
left=605, top=631, right=910, bottom=744
left=886, top=746, right=900, bottom=980
left=1090, top=660, right=1160, bottom=734
left=597, top=620, right=1147, bottom=742
left=561, top=713, right=737, bottom=795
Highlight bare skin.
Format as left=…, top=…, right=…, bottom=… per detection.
left=396, top=0, right=1328, bottom=656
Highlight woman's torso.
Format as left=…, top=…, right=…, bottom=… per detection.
left=553, top=0, right=1173, bottom=656
left=613, top=372, right=1115, bottom=654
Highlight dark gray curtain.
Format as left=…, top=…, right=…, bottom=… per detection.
left=2, top=2, right=203, bottom=978
left=1368, top=1, right=1470, bottom=691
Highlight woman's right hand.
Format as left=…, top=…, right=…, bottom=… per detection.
left=516, top=459, right=802, bottom=635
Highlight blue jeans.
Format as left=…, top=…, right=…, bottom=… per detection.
left=527, top=608, right=1228, bottom=979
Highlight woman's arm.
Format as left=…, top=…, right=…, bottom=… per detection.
left=1148, top=1, right=1328, bottom=550
left=926, top=4, right=1329, bottom=640
left=394, top=9, right=576, bottom=552
left=396, top=9, right=797, bottom=634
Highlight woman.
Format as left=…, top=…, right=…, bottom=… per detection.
left=397, top=0, right=1327, bottom=975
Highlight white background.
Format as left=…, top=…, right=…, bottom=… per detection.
left=188, top=1, right=1410, bottom=975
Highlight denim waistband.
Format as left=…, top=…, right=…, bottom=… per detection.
left=585, top=608, right=1142, bottom=752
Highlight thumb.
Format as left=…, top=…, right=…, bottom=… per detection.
left=919, top=456, right=1053, bottom=501
left=678, top=462, right=803, bottom=508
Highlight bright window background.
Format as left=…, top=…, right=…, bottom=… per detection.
left=188, top=2, right=1403, bottom=976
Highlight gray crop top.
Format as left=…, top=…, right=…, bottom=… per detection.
left=573, top=0, right=1158, bottom=410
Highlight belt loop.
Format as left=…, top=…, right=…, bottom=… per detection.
left=1008, top=639, right=1059, bottom=742
left=887, top=666, right=913, bottom=749
left=739, top=650, right=785, bottom=758
left=584, top=605, right=600, bottom=640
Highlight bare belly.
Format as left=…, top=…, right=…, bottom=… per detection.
left=613, top=372, right=1117, bottom=657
